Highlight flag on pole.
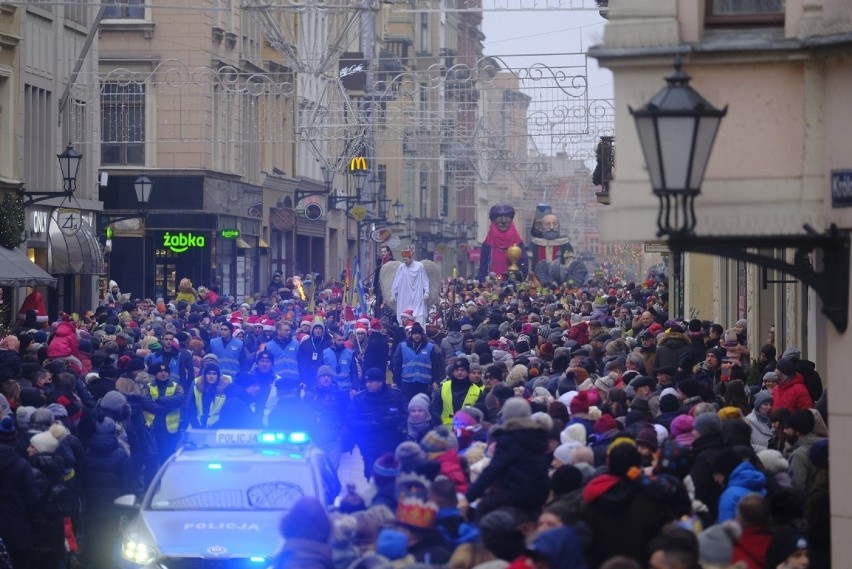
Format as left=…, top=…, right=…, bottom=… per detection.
left=353, top=257, right=368, bottom=315
left=307, top=274, right=317, bottom=314
left=344, top=258, right=352, bottom=309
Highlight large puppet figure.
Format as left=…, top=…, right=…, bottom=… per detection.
left=379, top=248, right=442, bottom=327
left=478, top=203, right=528, bottom=283
left=528, top=203, right=588, bottom=288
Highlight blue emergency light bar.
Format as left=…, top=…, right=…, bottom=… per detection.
left=181, top=429, right=311, bottom=448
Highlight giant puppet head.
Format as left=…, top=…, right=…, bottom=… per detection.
left=489, top=203, right=516, bottom=232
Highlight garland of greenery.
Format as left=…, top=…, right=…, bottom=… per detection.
left=0, top=193, right=25, bottom=250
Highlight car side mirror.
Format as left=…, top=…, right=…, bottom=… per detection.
left=114, top=494, right=139, bottom=509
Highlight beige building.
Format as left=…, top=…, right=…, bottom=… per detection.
left=1, top=3, right=102, bottom=316
left=591, top=1, right=852, bottom=562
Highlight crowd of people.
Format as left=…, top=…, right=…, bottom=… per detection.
left=0, top=271, right=829, bottom=569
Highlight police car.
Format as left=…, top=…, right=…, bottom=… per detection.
left=115, top=429, right=339, bottom=568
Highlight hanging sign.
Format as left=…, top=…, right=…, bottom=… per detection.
left=220, top=229, right=241, bottom=239
left=57, top=208, right=82, bottom=236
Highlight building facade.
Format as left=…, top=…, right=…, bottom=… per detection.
left=590, top=1, right=852, bottom=562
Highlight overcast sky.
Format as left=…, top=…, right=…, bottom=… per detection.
left=481, top=8, right=612, bottom=101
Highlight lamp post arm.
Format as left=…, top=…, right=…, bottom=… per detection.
left=667, top=224, right=850, bottom=333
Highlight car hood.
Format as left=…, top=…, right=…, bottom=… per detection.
left=135, top=510, right=283, bottom=558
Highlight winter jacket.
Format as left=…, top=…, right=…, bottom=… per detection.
left=0, top=349, right=21, bottom=383
left=692, top=363, right=722, bottom=390
left=689, top=433, right=725, bottom=523
left=0, top=445, right=39, bottom=552
left=654, top=332, right=691, bottom=372
left=786, top=432, right=825, bottom=496
left=297, top=333, right=333, bottom=387
left=80, top=431, right=134, bottom=514
left=465, top=417, right=550, bottom=514
left=362, top=332, right=390, bottom=378
left=770, top=373, right=813, bottom=413
left=344, top=385, right=405, bottom=455
left=304, top=384, right=348, bottom=448
left=582, top=474, right=675, bottom=567
left=678, top=334, right=707, bottom=374
left=217, top=382, right=261, bottom=429
left=440, top=331, right=465, bottom=361
left=431, top=449, right=468, bottom=493
left=732, top=525, right=771, bottom=569
left=435, top=507, right=480, bottom=548
left=745, top=410, right=773, bottom=452
left=47, top=320, right=78, bottom=359
left=794, top=359, right=824, bottom=403
left=274, top=538, right=335, bottom=569
left=717, top=461, right=767, bottom=522
left=29, top=452, right=68, bottom=566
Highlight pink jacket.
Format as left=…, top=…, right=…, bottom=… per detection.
left=47, top=320, right=79, bottom=359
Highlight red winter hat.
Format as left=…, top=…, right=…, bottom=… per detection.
left=594, top=413, right=618, bottom=435
left=569, top=391, right=590, bottom=415
left=370, top=318, right=383, bottom=331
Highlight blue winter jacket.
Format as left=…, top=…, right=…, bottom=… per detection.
left=717, top=461, right=767, bottom=523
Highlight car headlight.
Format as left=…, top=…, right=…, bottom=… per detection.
left=121, top=534, right=159, bottom=565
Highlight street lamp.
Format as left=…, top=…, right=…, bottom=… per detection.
left=320, top=165, right=334, bottom=191
left=57, top=143, right=83, bottom=194
left=629, top=57, right=727, bottom=237
left=392, top=200, right=404, bottom=222
left=133, top=172, right=153, bottom=213
left=351, top=169, right=368, bottom=196
left=19, top=143, right=84, bottom=205
left=631, top=57, right=850, bottom=333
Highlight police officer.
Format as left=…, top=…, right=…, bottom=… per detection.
left=142, top=362, right=185, bottom=466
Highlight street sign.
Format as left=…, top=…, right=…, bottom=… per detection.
left=644, top=243, right=671, bottom=254
left=370, top=227, right=392, bottom=242
left=57, top=208, right=81, bottom=236
left=350, top=205, right=367, bottom=222
left=304, top=203, right=324, bottom=221
left=831, top=170, right=852, bottom=208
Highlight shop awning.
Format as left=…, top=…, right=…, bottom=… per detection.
left=236, top=237, right=251, bottom=249
left=258, top=238, right=269, bottom=248
left=0, top=247, right=57, bottom=287
left=48, top=215, right=105, bottom=275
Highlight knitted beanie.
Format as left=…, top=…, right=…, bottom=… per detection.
left=420, top=426, right=458, bottom=453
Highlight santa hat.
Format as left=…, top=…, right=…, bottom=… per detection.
left=370, top=318, right=383, bottom=332
left=18, top=291, right=49, bottom=323
left=401, top=309, right=414, bottom=320
left=357, top=317, right=370, bottom=327
left=355, top=324, right=367, bottom=334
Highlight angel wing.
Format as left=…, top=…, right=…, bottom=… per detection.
left=421, top=260, right=442, bottom=309
left=379, top=260, right=402, bottom=310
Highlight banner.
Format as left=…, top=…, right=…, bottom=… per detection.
left=353, top=257, right=368, bottom=316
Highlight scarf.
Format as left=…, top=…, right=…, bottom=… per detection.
left=484, top=221, right=523, bottom=275
left=407, top=417, right=432, bottom=441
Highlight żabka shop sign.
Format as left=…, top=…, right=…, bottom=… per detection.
left=163, top=232, right=207, bottom=254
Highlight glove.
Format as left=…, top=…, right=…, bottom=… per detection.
left=423, top=292, right=429, bottom=300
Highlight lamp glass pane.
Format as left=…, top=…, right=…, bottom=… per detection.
left=688, top=116, right=722, bottom=189
left=634, top=115, right=663, bottom=191
left=657, top=116, right=697, bottom=192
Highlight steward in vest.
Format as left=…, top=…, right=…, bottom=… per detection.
left=209, top=322, right=245, bottom=377
left=185, top=362, right=232, bottom=429
left=430, top=358, right=484, bottom=426
left=322, top=331, right=358, bottom=391
left=264, top=320, right=301, bottom=386
left=142, top=362, right=185, bottom=465
left=296, top=318, right=332, bottom=388
left=390, top=322, right=445, bottom=404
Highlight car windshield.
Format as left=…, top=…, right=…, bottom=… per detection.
left=149, top=460, right=314, bottom=511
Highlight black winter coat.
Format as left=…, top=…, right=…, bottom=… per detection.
left=362, top=333, right=390, bottom=378
left=0, top=445, right=39, bottom=552
left=465, top=417, right=550, bottom=514
left=81, top=432, right=133, bottom=515
left=29, top=452, right=67, bottom=564
left=654, top=333, right=692, bottom=372
left=304, top=384, right=348, bottom=447
left=345, top=385, right=405, bottom=455
left=689, top=432, right=725, bottom=524
left=217, top=382, right=261, bottom=429
left=0, top=349, right=21, bottom=382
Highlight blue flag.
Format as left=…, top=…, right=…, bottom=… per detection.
left=354, top=256, right=368, bottom=315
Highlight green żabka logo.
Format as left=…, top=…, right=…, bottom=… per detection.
left=163, top=232, right=206, bottom=253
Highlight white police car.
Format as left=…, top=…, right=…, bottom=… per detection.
left=115, top=429, right=339, bottom=568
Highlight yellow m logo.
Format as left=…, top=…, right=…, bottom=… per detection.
left=349, top=157, right=368, bottom=171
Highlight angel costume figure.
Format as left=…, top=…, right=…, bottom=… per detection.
left=391, top=247, right=430, bottom=327
left=478, top=203, right=528, bottom=283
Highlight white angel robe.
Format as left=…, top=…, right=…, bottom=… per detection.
left=391, top=260, right=430, bottom=327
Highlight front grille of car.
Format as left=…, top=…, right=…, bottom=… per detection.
left=159, top=558, right=267, bottom=569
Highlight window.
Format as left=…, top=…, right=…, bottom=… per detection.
left=64, top=0, right=88, bottom=25
left=101, top=83, right=145, bottom=165
left=706, top=0, right=783, bottom=26
left=419, top=171, right=428, bottom=217
left=104, top=0, right=144, bottom=19
left=419, top=12, right=430, bottom=53
left=24, top=85, right=53, bottom=193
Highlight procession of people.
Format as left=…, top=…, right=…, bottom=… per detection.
left=0, top=242, right=827, bottom=569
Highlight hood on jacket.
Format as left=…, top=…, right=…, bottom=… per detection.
left=727, top=461, right=767, bottom=492
left=659, top=332, right=690, bottom=348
